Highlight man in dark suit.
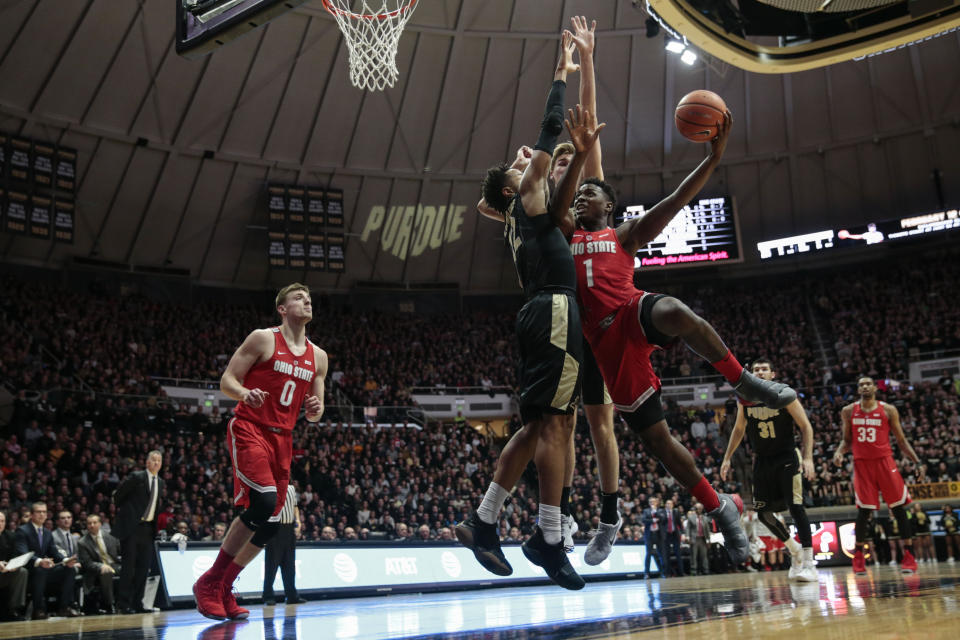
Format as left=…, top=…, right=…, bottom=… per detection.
left=78, top=514, right=121, bottom=614
left=113, top=450, right=163, bottom=614
left=662, top=499, right=684, bottom=577
left=13, top=502, right=80, bottom=619
left=641, top=497, right=666, bottom=579
left=0, top=510, right=28, bottom=621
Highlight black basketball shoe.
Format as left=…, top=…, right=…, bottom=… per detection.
left=733, top=370, right=796, bottom=409
left=455, top=511, right=513, bottom=576
left=522, top=526, right=585, bottom=590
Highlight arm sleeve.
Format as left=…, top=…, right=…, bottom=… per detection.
left=534, top=80, right=567, bottom=154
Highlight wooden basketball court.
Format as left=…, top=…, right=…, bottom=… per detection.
left=2, top=563, right=957, bottom=640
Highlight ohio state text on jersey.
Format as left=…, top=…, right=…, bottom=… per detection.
left=851, top=401, right=893, bottom=460
left=234, top=327, right=316, bottom=431
left=570, top=227, right=635, bottom=335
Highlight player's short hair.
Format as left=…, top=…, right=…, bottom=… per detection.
left=551, top=142, right=575, bottom=173
left=481, top=163, right=513, bottom=214
left=581, top=177, right=617, bottom=209
left=276, top=283, right=310, bottom=309
left=751, top=357, right=773, bottom=370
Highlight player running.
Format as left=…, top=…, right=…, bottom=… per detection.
left=192, top=283, right=327, bottom=619
left=721, top=357, right=818, bottom=581
left=832, top=376, right=920, bottom=575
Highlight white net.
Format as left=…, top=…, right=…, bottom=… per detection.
left=323, top=0, right=419, bottom=91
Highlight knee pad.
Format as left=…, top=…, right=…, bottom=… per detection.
left=250, top=521, right=280, bottom=548
left=239, top=489, right=278, bottom=531
left=855, top=508, right=872, bottom=543
left=757, top=509, right=790, bottom=541
left=788, top=504, right=812, bottom=547
left=891, top=505, right=912, bottom=539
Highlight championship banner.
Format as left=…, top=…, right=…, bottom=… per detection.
left=8, top=138, right=31, bottom=183
left=307, top=232, right=325, bottom=271
left=327, top=232, right=345, bottom=272
left=909, top=482, right=960, bottom=500
left=33, top=142, right=54, bottom=189
left=55, top=147, right=76, bottom=193
left=4, top=189, right=28, bottom=234
left=268, top=231, right=288, bottom=268
left=288, top=231, right=306, bottom=270
left=28, top=195, right=51, bottom=239
left=307, top=188, right=325, bottom=229
left=286, top=186, right=306, bottom=230
left=326, top=189, right=344, bottom=227
left=54, top=197, right=74, bottom=243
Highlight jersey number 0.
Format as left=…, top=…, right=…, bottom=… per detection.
left=279, top=380, right=296, bottom=407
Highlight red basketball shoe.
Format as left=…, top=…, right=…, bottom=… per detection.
left=193, top=574, right=227, bottom=620
left=223, top=587, right=250, bottom=620
left=852, top=548, right=867, bottom=575
left=900, top=549, right=917, bottom=575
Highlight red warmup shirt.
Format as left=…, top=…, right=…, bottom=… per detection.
left=233, top=327, right=316, bottom=431
left=570, top=227, right=637, bottom=336
left=851, top=401, right=893, bottom=460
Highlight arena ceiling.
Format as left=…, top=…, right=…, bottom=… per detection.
left=1, top=0, right=958, bottom=293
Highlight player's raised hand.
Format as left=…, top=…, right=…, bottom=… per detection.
left=304, top=394, right=322, bottom=419
left=564, top=104, right=605, bottom=154
left=242, top=388, right=269, bottom=408
left=719, top=459, right=731, bottom=482
left=710, top=110, right=732, bottom=158
left=558, top=30, right=579, bottom=76
left=570, top=16, right=596, bottom=55
left=511, top=145, right=533, bottom=172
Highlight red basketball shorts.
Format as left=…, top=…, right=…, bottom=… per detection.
left=589, top=293, right=663, bottom=412
left=759, top=535, right=785, bottom=552
left=227, top=417, right=292, bottom=519
left=853, top=455, right=911, bottom=510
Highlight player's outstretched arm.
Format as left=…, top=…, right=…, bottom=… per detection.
left=570, top=16, right=603, bottom=182
left=720, top=402, right=747, bottom=481
left=887, top=404, right=920, bottom=464
left=785, top=399, right=816, bottom=480
left=833, top=405, right=853, bottom=466
left=616, top=111, right=732, bottom=255
left=221, top=329, right=273, bottom=406
left=304, top=346, right=329, bottom=422
left=548, top=104, right=604, bottom=236
left=521, top=32, right=575, bottom=219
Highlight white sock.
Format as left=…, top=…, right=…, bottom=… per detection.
left=786, top=538, right=802, bottom=555
left=539, top=504, right=562, bottom=545
left=803, top=547, right=814, bottom=564
left=477, top=482, right=510, bottom=525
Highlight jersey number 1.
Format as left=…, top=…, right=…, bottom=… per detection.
left=279, top=380, right=296, bottom=407
left=585, top=259, right=595, bottom=288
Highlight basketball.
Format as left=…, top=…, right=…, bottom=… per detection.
left=675, top=90, right=727, bottom=142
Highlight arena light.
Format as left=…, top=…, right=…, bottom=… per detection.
left=665, top=39, right=686, bottom=53
left=680, top=49, right=698, bottom=65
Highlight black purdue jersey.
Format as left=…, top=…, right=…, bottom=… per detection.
left=743, top=402, right=796, bottom=457
left=503, top=194, right=576, bottom=299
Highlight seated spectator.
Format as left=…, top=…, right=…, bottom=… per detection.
left=0, top=511, right=27, bottom=621
left=14, top=502, right=80, bottom=619
left=78, top=514, right=120, bottom=614
left=202, top=522, right=227, bottom=542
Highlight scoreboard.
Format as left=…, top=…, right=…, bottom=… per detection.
left=0, top=131, right=76, bottom=243
left=617, top=196, right=741, bottom=269
left=267, top=183, right=345, bottom=272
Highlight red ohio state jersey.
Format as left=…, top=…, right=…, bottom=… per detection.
left=570, top=228, right=637, bottom=334
left=234, top=328, right=316, bottom=431
left=851, top=401, right=893, bottom=460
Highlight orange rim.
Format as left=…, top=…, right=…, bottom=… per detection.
left=322, top=0, right=417, bottom=20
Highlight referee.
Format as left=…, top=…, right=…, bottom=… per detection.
left=263, top=484, right=305, bottom=606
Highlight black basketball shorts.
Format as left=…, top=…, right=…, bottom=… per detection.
left=752, top=448, right=803, bottom=512
left=516, top=290, right=583, bottom=424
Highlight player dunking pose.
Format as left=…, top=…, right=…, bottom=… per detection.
left=833, top=376, right=920, bottom=575
left=456, top=31, right=602, bottom=590
left=193, top=284, right=327, bottom=620
left=721, top=357, right=817, bottom=581
left=566, top=113, right=798, bottom=566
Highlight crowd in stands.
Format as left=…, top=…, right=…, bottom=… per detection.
left=1, top=246, right=959, bottom=616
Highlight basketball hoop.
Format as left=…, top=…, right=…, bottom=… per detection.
left=322, top=0, right=419, bottom=91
